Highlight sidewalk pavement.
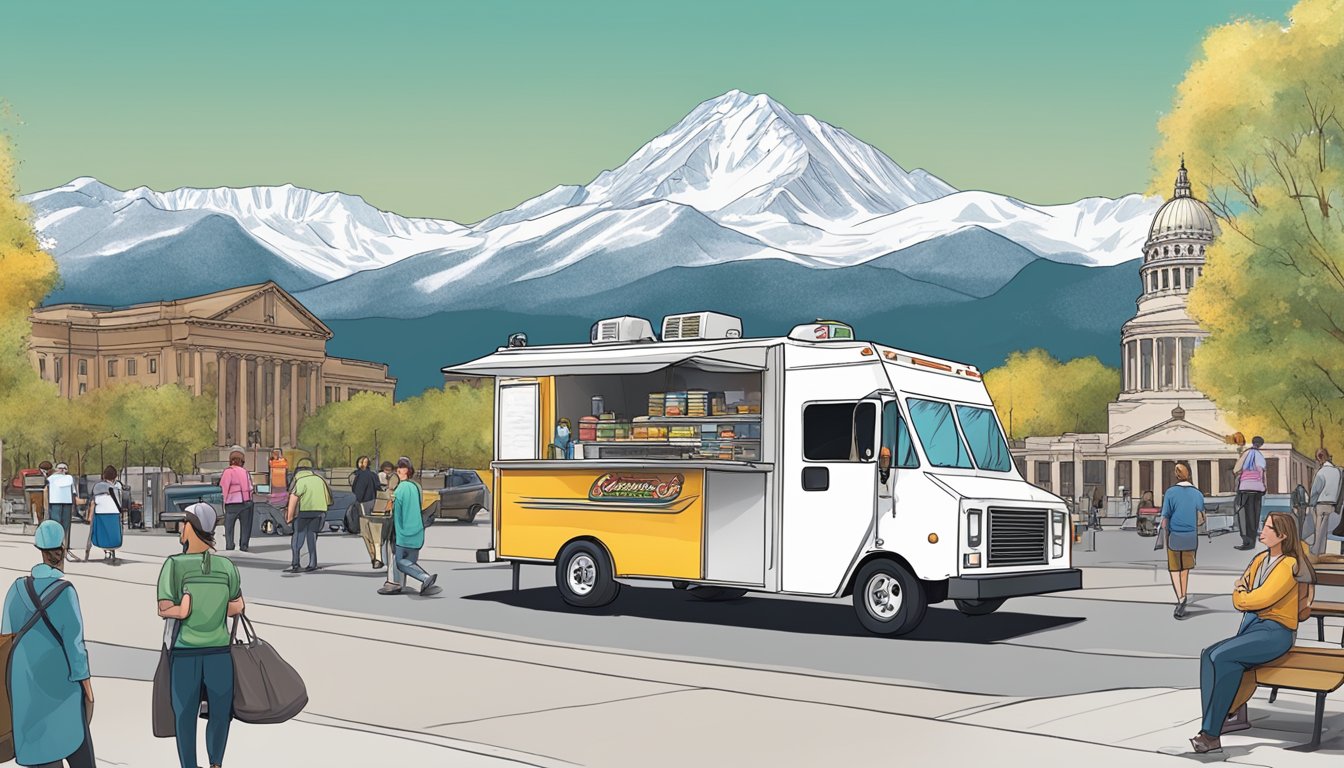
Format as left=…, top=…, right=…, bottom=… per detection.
left=0, top=533, right=1340, bottom=766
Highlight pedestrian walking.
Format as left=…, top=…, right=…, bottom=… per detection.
left=284, top=459, right=330, bottom=573
left=45, top=462, right=78, bottom=553
left=1190, top=513, right=1310, bottom=754
left=85, top=466, right=124, bottom=564
left=267, top=449, right=289, bottom=510
left=378, top=461, right=400, bottom=584
left=156, top=503, right=245, bottom=768
left=220, top=450, right=255, bottom=552
left=1234, top=437, right=1268, bottom=550
left=1306, top=449, right=1343, bottom=558
left=1, top=520, right=96, bottom=768
left=378, top=457, right=439, bottom=596
left=1160, top=463, right=1205, bottom=619
left=351, top=456, right=387, bottom=570
left=28, top=461, right=52, bottom=524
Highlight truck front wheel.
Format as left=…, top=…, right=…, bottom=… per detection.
left=555, top=540, right=620, bottom=609
left=954, top=598, right=1005, bottom=616
left=853, top=560, right=927, bottom=636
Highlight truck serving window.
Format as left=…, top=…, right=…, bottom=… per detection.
left=804, top=402, right=863, bottom=461
left=907, top=398, right=972, bottom=469
left=882, top=402, right=919, bottom=468
left=955, top=405, right=1012, bottom=472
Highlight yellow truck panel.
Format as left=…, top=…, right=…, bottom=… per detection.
left=498, top=467, right=704, bottom=579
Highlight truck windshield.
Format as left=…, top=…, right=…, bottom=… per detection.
left=955, top=405, right=1012, bottom=472
left=906, top=398, right=973, bottom=469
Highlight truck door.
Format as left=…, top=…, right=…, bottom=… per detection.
left=781, top=393, right=880, bottom=594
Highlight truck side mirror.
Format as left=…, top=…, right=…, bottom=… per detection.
left=879, top=447, right=891, bottom=483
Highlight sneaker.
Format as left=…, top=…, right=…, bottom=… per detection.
left=1174, top=598, right=1188, bottom=619
left=1189, top=732, right=1222, bottom=754
left=420, top=573, right=438, bottom=593
left=1235, top=544, right=1255, bottom=551
left=377, top=584, right=403, bottom=595
left=372, top=560, right=384, bottom=570
left=420, top=585, right=443, bottom=596
left=284, top=566, right=302, bottom=574
left=305, top=565, right=318, bottom=572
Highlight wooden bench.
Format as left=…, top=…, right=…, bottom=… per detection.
left=1312, top=601, right=1344, bottom=647
left=1233, top=646, right=1344, bottom=751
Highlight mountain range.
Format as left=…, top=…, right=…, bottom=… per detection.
left=22, top=90, right=1161, bottom=394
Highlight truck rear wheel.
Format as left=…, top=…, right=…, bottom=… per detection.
left=954, top=598, right=1005, bottom=616
left=853, top=560, right=927, bottom=636
left=556, top=540, right=620, bottom=608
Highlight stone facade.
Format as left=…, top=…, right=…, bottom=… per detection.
left=29, top=282, right=395, bottom=449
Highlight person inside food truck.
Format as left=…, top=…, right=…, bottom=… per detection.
left=553, top=418, right=575, bottom=460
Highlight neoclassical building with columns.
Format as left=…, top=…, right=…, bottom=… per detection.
left=29, top=282, right=395, bottom=449
left=1012, top=161, right=1313, bottom=509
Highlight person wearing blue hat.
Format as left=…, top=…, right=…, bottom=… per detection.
left=1, top=520, right=96, bottom=767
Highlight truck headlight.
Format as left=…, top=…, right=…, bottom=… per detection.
left=1052, top=511, right=1066, bottom=558
left=967, top=509, right=982, bottom=548
left=963, top=553, right=981, bottom=569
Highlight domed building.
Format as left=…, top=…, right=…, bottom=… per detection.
left=1012, top=161, right=1312, bottom=514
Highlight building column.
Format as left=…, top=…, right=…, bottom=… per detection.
left=216, top=352, right=227, bottom=447
left=237, top=356, right=249, bottom=450
left=289, top=361, right=299, bottom=448
left=273, top=359, right=282, bottom=449
left=307, top=363, right=318, bottom=415
left=255, top=355, right=266, bottom=448
left=193, top=348, right=203, bottom=396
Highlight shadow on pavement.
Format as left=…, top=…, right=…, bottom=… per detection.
left=463, top=587, right=1084, bottom=642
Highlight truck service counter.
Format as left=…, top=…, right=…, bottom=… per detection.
left=493, top=460, right=773, bottom=585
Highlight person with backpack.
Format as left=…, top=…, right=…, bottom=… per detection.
left=377, top=457, right=439, bottom=596
left=1190, top=513, right=1310, bottom=754
left=1233, top=437, right=1268, bottom=550
left=156, top=502, right=244, bottom=768
left=1, top=520, right=95, bottom=768
left=285, top=459, right=330, bottom=573
left=1307, top=448, right=1343, bottom=558
left=85, top=466, right=124, bottom=564
left=219, top=451, right=255, bottom=553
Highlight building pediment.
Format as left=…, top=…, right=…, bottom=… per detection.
left=205, top=283, right=332, bottom=338
left=1108, top=418, right=1236, bottom=454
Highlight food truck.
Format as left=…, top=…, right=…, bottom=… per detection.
left=446, top=313, right=1081, bottom=635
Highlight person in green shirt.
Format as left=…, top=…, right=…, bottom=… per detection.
left=285, top=458, right=331, bottom=573
left=378, top=457, right=440, bottom=596
left=156, top=503, right=245, bottom=768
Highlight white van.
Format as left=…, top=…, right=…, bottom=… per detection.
left=449, top=314, right=1081, bottom=635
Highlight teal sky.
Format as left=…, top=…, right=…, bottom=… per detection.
left=2, top=0, right=1296, bottom=223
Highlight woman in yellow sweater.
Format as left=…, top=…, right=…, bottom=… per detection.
left=1191, top=512, right=1304, bottom=754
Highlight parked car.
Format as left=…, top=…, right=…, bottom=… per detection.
left=255, top=483, right=356, bottom=537
left=439, top=469, right=487, bottom=523
left=162, top=482, right=353, bottom=537
left=341, top=484, right=439, bottom=535
left=160, top=484, right=224, bottom=534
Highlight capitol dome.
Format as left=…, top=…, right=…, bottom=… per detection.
left=1147, top=158, right=1220, bottom=243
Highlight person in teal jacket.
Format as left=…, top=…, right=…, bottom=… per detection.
left=1, top=520, right=96, bottom=768
left=377, top=457, right=440, bottom=596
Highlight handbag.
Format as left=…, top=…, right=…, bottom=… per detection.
left=151, top=619, right=179, bottom=738
left=229, top=615, right=307, bottom=724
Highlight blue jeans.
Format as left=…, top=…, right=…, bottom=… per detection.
left=393, top=545, right=431, bottom=586
left=290, top=512, right=323, bottom=567
left=47, top=503, right=74, bottom=548
left=170, top=648, right=234, bottom=768
left=1199, top=614, right=1294, bottom=736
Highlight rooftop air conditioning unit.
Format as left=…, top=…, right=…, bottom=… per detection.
left=590, top=316, right=657, bottom=344
left=661, top=312, right=743, bottom=341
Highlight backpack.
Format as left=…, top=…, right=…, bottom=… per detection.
left=0, top=578, right=73, bottom=761
left=172, top=553, right=234, bottom=648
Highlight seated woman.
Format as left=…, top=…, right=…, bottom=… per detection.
left=1191, top=512, right=1306, bottom=753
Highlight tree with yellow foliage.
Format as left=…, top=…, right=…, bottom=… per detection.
left=1158, top=0, right=1344, bottom=449
left=983, top=349, right=1119, bottom=439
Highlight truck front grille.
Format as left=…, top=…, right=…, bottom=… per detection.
left=988, top=507, right=1048, bottom=567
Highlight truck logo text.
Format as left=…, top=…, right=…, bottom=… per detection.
left=589, top=473, right=684, bottom=502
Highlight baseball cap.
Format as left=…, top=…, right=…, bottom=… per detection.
left=34, top=520, right=64, bottom=550
left=184, top=502, right=218, bottom=531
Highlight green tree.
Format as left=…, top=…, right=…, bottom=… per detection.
left=983, top=350, right=1119, bottom=439
left=1156, top=0, right=1344, bottom=448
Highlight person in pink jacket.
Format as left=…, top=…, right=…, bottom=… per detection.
left=220, top=450, right=255, bottom=552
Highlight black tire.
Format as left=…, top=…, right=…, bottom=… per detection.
left=688, top=586, right=748, bottom=601
left=466, top=504, right=483, bottom=524
left=344, top=504, right=361, bottom=535
left=671, top=580, right=690, bottom=590
left=954, top=598, right=1006, bottom=616
left=555, top=540, right=620, bottom=608
left=852, top=559, right=927, bottom=636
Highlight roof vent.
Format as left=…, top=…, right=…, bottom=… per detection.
left=590, top=316, right=656, bottom=344
left=661, top=312, right=742, bottom=341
